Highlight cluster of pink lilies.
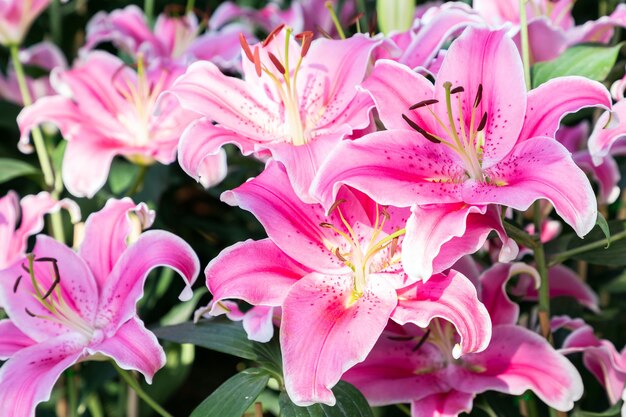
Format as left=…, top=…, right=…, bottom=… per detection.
left=2, top=1, right=626, bottom=416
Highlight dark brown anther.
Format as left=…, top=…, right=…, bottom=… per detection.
left=477, top=112, right=488, bottom=132
left=34, top=257, right=58, bottom=263
left=164, top=4, right=185, bottom=17
left=21, top=263, right=30, bottom=274
left=333, top=247, right=347, bottom=262
left=253, top=46, right=262, bottom=77
left=268, top=52, right=285, bottom=73
left=13, top=275, right=22, bottom=293
left=473, top=84, right=483, bottom=108
left=239, top=33, right=255, bottom=63
left=409, top=99, right=439, bottom=110
left=402, top=114, right=441, bottom=144
left=319, top=222, right=334, bottom=228
left=328, top=199, right=346, bottom=215
left=450, top=86, right=464, bottom=95
left=412, top=329, right=431, bottom=352
left=368, top=13, right=378, bottom=35
left=263, top=23, right=285, bottom=47
left=25, top=308, right=36, bottom=317
left=34, top=256, right=61, bottom=300
left=315, top=25, right=333, bottom=39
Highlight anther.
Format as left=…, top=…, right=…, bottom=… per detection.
left=263, top=23, right=285, bottom=47
left=349, top=12, right=365, bottom=26
left=315, top=25, right=332, bottom=39
left=402, top=114, right=441, bottom=144
left=319, top=222, right=334, bottom=228
left=473, top=84, right=483, bottom=108
left=328, top=199, right=346, bottom=215
left=295, top=31, right=313, bottom=57
left=412, top=329, right=431, bottom=352
left=268, top=52, right=285, bottom=73
left=450, top=86, right=464, bottom=95
left=21, top=263, right=30, bottom=274
left=239, top=33, right=254, bottom=63
left=253, top=46, right=262, bottom=77
left=13, top=275, right=22, bottom=293
left=333, top=247, right=347, bottom=262
left=409, top=99, right=439, bottom=110
left=477, top=112, right=488, bottom=132
left=387, top=335, right=414, bottom=341
left=25, top=308, right=36, bottom=317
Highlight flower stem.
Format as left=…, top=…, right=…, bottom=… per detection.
left=126, top=165, right=148, bottom=196
left=9, top=44, right=56, bottom=189
left=519, top=0, right=532, bottom=90
left=186, top=0, right=196, bottom=14
left=49, top=0, right=62, bottom=46
left=144, top=0, right=155, bottom=26
left=10, top=43, right=66, bottom=242
left=114, top=364, right=175, bottom=417
left=396, top=404, right=411, bottom=416
left=66, top=369, right=77, bottom=417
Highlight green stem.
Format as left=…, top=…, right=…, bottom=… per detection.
left=115, top=364, right=175, bottom=417
left=86, top=394, right=105, bottom=417
left=10, top=43, right=66, bottom=242
left=126, top=165, right=148, bottom=196
left=549, top=228, right=626, bottom=266
left=9, top=44, right=56, bottom=189
left=519, top=0, right=532, bottom=90
left=49, top=0, right=62, bottom=46
left=66, top=369, right=77, bottom=417
left=144, top=0, right=155, bottom=26
left=186, top=0, right=196, bottom=14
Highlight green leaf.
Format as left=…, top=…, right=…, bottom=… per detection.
left=546, top=220, right=626, bottom=266
left=532, top=43, right=623, bottom=88
left=572, top=402, right=622, bottom=417
left=190, top=368, right=269, bottom=417
left=153, top=319, right=282, bottom=373
left=0, top=158, right=38, bottom=184
left=108, top=159, right=138, bottom=195
left=596, top=212, right=611, bottom=248
left=159, top=287, right=208, bottom=326
left=279, top=382, right=374, bottom=417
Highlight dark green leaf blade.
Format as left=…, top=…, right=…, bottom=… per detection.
left=280, top=382, right=374, bottom=417
left=190, top=368, right=270, bottom=417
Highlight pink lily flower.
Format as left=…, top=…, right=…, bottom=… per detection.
left=167, top=26, right=382, bottom=202
left=83, top=5, right=249, bottom=72
left=552, top=316, right=626, bottom=405
left=205, top=161, right=491, bottom=406
left=0, top=0, right=56, bottom=45
left=0, top=41, right=67, bottom=105
left=343, top=263, right=584, bottom=416
left=0, top=190, right=79, bottom=270
left=196, top=300, right=277, bottom=343
left=0, top=198, right=200, bottom=417
left=17, top=51, right=225, bottom=198
left=474, top=0, right=626, bottom=63
left=313, top=27, right=611, bottom=280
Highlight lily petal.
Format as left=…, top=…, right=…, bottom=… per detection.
left=281, top=272, right=397, bottom=406
left=411, top=392, right=475, bottom=417
left=89, top=317, right=165, bottom=384
left=79, top=198, right=154, bottom=288
left=393, top=270, right=492, bottom=357
left=97, top=230, right=199, bottom=332
left=465, top=137, right=597, bottom=237
left=0, top=319, right=35, bottom=359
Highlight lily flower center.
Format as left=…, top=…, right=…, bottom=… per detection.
left=15, top=254, right=95, bottom=340
left=403, top=82, right=487, bottom=181
left=240, top=26, right=314, bottom=146
left=114, top=55, right=167, bottom=150
left=320, top=202, right=404, bottom=305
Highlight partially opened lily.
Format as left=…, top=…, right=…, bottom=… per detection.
left=205, top=162, right=491, bottom=406
left=0, top=191, right=79, bottom=270
left=313, top=27, right=610, bottom=280
left=168, top=26, right=382, bottom=202
left=17, top=51, right=224, bottom=198
left=0, top=198, right=200, bottom=417
left=344, top=262, right=584, bottom=416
